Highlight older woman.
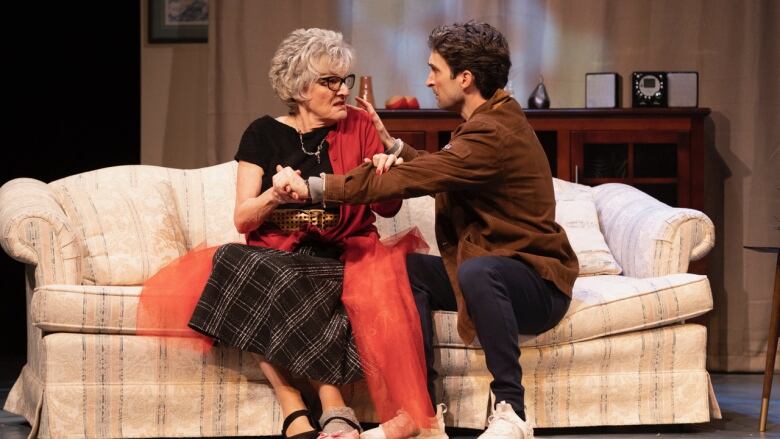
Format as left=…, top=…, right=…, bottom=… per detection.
left=183, top=28, right=408, bottom=439
left=140, top=27, right=434, bottom=439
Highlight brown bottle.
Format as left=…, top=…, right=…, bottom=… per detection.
left=358, top=76, right=375, bottom=107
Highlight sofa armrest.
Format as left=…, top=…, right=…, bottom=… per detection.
left=593, top=183, right=714, bottom=278
left=0, top=178, right=82, bottom=285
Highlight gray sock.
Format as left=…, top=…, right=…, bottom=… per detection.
left=319, top=406, right=361, bottom=434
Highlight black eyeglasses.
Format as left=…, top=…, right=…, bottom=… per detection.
left=317, top=74, right=355, bottom=91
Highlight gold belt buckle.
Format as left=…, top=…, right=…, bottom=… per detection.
left=269, top=208, right=337, bottom=230
left=307, top=209, right=325, bottom=228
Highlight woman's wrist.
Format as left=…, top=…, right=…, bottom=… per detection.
left=382, top=135, right=396, bottom=151
left=264, top=187, right=284, bottom=206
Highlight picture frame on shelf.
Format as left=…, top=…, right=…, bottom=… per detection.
left=148, top=0, right=208, bottom=44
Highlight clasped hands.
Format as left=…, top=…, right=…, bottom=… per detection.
left=272, top=153, right=403, bottom=203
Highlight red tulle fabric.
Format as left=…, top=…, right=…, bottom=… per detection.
left=136, top=245, right=218, bottom=352
left=136, top=227, right=433, bottom=427
left=342, top=229, right=435, bottom=428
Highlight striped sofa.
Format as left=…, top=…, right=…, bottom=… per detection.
left=0, top=161, right=721, bottom=438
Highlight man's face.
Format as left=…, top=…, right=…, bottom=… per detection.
left=426, top=51, right=464, bottom=112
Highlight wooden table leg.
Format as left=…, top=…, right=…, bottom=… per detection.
left=760, top=252, right=780, bottom=432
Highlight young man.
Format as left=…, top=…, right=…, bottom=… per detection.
left=278, top=21, right=578, bottom=439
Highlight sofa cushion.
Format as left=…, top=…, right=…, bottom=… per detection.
left=432, top=273, right=712, bottom=348
left=33, top=284, right=143, bottom=334
left=553, top=178, right=622, bottom=276
left=33, top=272, right=712, bottom=352
left=58, top=182, right=187, bottom=285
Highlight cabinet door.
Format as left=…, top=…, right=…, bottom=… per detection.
left=388, top=131, right=426, bottom=151
left=571, top=131, right=690, bottom=207
left=381, top=112, right=461, bottom=153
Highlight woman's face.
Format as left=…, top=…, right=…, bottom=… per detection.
left=299, top=63, right=351, bottom=124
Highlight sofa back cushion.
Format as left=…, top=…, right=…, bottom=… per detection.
left=168, top=162, right=243, bottom=248
left=52, top=163, right=243, bottom=251
left=378, top=182, right=624, bottom=272
left=375, top=195, right=439, bottom=256
left=553, top=178, right=622, bottom=276
left=53, top=162, right=631, bottom=282
left=58, top=182, right=187, bottom=285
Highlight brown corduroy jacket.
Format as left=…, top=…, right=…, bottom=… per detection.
left=324, top=89, right=579, bottom=344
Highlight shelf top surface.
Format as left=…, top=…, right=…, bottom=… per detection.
left=377, top=107, right=711, bottom=118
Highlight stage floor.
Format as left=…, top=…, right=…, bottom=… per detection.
left=1, top=355, right=777, bottom=438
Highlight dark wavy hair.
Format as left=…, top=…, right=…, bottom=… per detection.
left=428, top=21, right=511, bottom=99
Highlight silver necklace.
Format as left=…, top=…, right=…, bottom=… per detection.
left=297, top=130, right=325, bottom=164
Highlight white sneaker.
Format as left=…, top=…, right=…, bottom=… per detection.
left=477, top=401, right=533, bottom=439
left=360, top=404, right=449, bottom=439
left=416, top=404, right=448, bottom=439
left=360, top=410, right=418, bottom=439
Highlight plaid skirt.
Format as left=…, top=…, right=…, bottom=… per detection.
left=188, top=243, right=363, bottom=384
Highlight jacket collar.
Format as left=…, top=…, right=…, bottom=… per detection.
left=467, top=89, right=513, bottom=120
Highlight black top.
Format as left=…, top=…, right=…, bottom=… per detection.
left=235, top=116, right=335, bottom=209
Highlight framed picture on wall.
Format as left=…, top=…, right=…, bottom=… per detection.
left=148, top=0, right=208, bottom=43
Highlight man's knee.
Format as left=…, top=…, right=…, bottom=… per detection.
left=457, top=257, right=502, bottom=302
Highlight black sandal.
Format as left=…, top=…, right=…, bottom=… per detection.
left=282, top=409, right=319, bottom=439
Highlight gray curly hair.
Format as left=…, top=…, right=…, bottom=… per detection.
left=269, top=28, right=354, bottom=113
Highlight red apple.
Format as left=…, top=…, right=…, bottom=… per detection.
left=404, top=96, right=420, bottom=109
left=385, top=95, right=408, bottom=109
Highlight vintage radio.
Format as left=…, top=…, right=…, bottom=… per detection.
left=632, top=71, right=667, bottom=107
left=632, top=71, right=698, bottom=108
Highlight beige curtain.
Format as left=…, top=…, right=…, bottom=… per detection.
left=205, top=0, right=779, bottom=371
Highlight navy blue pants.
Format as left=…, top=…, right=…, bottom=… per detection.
left=407, top=254, right=571, bottom=420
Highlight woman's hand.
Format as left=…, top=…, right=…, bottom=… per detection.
left=273, top=165, right=309, bottom=201
left=235, top=161, right=296, bottom=234
left=364, top=153, right=404, bottom=175
left=354, top=96, right=393, bottom=149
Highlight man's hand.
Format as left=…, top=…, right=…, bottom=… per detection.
left=363, top=153, right=404, bottom=175
left=272, top=165, right=309, bottom=202
left=354, top=96, right=393, bottom=149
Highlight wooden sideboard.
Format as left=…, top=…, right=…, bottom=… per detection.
left=378, top=108, right=710, bottom=211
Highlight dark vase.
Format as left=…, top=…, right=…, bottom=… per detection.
left=527, top=77, right=550, bottom=109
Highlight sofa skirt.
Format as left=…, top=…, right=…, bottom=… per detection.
left=3, top=324, right=720, bottom=438
left=427, top=323, right=721, bottom=429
